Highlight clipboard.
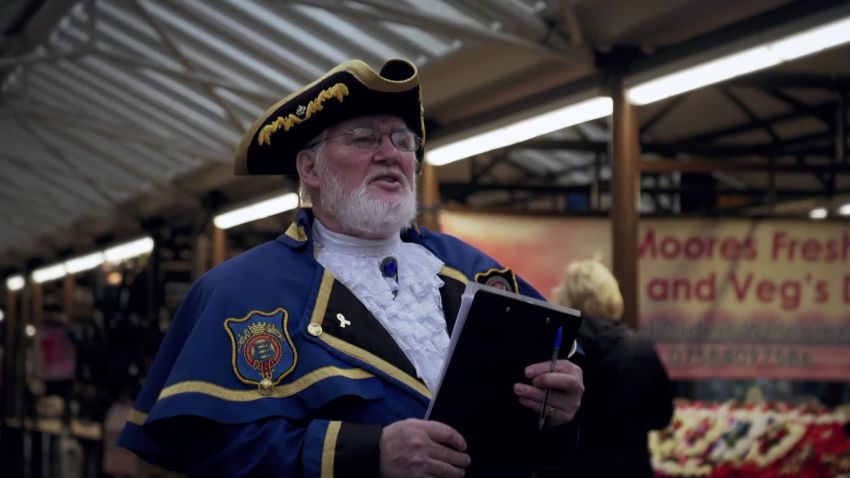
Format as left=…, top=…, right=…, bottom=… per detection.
left=425, top=282, right=582, bottom=474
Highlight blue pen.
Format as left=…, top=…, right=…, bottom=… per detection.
left=538, top=326, right=563, bottom=430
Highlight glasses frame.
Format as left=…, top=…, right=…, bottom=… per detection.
left=310, top=127, right=422, bottom=153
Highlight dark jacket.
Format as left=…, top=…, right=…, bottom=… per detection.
left=569, top=315, right=674, bottom=478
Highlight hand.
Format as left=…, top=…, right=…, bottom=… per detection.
left=379, top=419, right=471, bottom=478
left=513, top=359, right=584, bottom=427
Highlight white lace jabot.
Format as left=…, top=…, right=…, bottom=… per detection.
left=312, top=220, right=449, bottom=391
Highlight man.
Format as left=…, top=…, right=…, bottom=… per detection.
left=118, top=58, right=584, bottom=477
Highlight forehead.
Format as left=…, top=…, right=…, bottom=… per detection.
left=329, top=115, right=407, bottom=132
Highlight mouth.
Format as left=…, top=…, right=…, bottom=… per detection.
left=368, top=171, right=406, bottom=188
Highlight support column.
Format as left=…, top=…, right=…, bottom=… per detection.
left=32, top=282, right=43, bottom=329
left=2, top=289, right=17, bottom=418
left=213, top=226, right=227, bottom=266
left=609, top=79, right=641, bottom=330
left=419, top=163, right=442, bottom=232
left=2, top=286, right=23, bottom=478
left=831, top=93, right=846, bottom=195
left=63, top=275, right=75, bottom=323
left=837, top=92, right=847, bottom=167
left=192, top=234, right=211, bottom=281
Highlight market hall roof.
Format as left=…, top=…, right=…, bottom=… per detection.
left=1, top=0, right=849, bottom=272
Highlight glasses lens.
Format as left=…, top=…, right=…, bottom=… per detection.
left=391, top=131, right=418, bottom=152
left=348, top=128, right=380, bottom=149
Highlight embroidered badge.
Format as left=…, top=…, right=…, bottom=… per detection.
left=474, top=267, right=519, bottom=293
left=224, top=308, right=297, bottom=396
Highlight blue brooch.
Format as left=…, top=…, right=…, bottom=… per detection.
left=380, top=256, right=399, bottom=298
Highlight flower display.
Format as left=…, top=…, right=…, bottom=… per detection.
left=651, top=401, right=850, bottom=477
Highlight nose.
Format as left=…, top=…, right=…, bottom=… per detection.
left=372, top=133, right=402, bottom=165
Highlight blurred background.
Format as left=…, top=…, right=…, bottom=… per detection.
left=1, top=0, right=849, bottom=476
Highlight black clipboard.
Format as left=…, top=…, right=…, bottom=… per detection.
left=425, top=283, right=582, bottom=474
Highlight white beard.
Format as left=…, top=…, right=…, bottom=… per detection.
left=317, top=160, right=418, bottom=238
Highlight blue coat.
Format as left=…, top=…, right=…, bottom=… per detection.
left=118, top=209, right=548, bottom=477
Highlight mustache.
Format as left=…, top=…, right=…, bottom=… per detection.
left=363, top=169, right=411, bottom=189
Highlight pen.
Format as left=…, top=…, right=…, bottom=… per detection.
left=538, top=326, right=563, bottom=431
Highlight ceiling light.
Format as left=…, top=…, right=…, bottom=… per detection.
left=769, top=16, right=850, bottom=61
left=809, top=207, right=828, bottom=220
left=25, top=324, right=36, bottom=337
left=213, top=193, right=299, bottom=229
left=838, top=203, right=850, bottom=216
left=627, top=47, right=778, bottom=105
left=426, top=96, right=613, bottom=166
left=32, top=264, right=67, bottom=284
left=6, top=275, right=24, bottom=291
left=627, top=15, right=850, bottom=105
left=106, top=271, right=123, bottom=286
left=64, top=252, right=106, bottom=274
left=104, top=237, right=154, bottom=264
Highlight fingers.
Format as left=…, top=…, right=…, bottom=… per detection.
left=424, top=459, right=467, bottom=478
left=379, top=419, right=471, bottom=478
left=514, top=361, right=585, bottom=427
left=524, top=359, right=582, bottom=378
left=531, top=369, right=583, bottom=394
left=513, top=382, right=545, bottom=402
left=424, top=420, right=468, bottom=452
left=434, top=443, right=472, bottom=469
left=514, top=383, right=581, bottom=414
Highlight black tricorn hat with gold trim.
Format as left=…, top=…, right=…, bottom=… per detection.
left=234, top=58, right=425, bottom=176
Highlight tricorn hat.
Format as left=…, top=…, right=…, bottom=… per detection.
left=234, top=58, right=425, bottom=176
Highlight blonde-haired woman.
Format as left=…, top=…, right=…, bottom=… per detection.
left=553, top=259, right=673, bottom=478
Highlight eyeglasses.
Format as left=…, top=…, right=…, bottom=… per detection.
left=314, top=127, right=421, bottom=153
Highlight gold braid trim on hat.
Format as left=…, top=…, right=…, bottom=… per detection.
left=257, top=83, right=350, bottom=146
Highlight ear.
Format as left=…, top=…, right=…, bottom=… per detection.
left=296, top=149, right=321, bottom=189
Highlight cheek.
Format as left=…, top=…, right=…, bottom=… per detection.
left=400, top=155, right=417, bottom=182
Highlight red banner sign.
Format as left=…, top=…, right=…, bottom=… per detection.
left=440, top=211, right=850, bottom=380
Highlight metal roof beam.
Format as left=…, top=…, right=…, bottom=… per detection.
left=730, top=72, right=850, bottom=90
left=44, top=125, right=160, bottom=189
left=763, top=89, right=834, bottom=126
left=131, top=0, right=244, bottom=131
left=518, top=137, right=836, bottom=158
left=289, top=0, right=591, bottom=65
left=0, top=155, right=103, bottom=214
left=0, top=188, right=75, bottom=226
left=640, top=95, right=686, bottom=136
left=43, top=54, right=233, bottom=148
left=12, top=119, right=122, bottom=203
left=2, top=103, right=228, bottom=160
left=721, top=87, right=781, bottom=143
left=673, top=99, right=836, bottom=144
left=639, top=159, right=850, bottom=174
left=0, top=160, right=89, bottom=215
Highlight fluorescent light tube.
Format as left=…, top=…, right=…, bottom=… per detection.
left=213, top=192, right=299, bottom=229
left=64, top=252, right=106, bottom=274
left=426, top=96, right=613, bottom=166
left=628, top=15, right=850, bottom=105
left=809, top=207, right=827, bottom=219
left=838, top=203, right=850, bottom=216
left=104, top=237, right=154, bottom=264
left=6, top=275, right=24, bottom=291
left=32, top=264, right=67, bottom=283
left=769, top=16, right=850, bottom=61
left=628, top=46, right=778, bottom=105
